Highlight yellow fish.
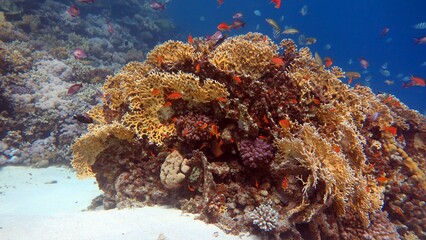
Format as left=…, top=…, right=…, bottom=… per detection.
left=265, top=18, right=281, bottom=39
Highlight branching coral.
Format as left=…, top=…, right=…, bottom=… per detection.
left=71, top=33, right=426, bottom=239
left=71, top=122, right=134, bottom=178
left=249, top=202, right=280, bottom=231
left=209, top=32, right=278, bottom=79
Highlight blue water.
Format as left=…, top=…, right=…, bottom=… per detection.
left=166, top=0, right=426, bottom=114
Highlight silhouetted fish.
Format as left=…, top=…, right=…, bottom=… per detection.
left=73, top=113, right=93, bottom=124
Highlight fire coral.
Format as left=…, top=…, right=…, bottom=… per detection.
left=72, top=33, right=426, bottom=239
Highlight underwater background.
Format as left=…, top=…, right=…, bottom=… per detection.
left=167, top=0, right=426, bottom=113
left=1, top=0, right=426, bottom=240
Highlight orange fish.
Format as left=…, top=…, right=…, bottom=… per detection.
left=188, top=34, right=193, bottom=44
left=163, top=101, right=172, bottom=108
left=281, top=176, right=288, bottom=189
left=263, top=35, right=267, bottom=42
left=332, top=145, right=341, bottom=153
left=323, top=57, right=333, bottom=68
left=151, top=88, right=161, bottom=96
left=157, top=56, right=163, bottom=64
left=211, top=124, right=219, bottom=138
left=195, top=63, right=201, bottom=73
left=312, top=98, right=320, bottom=105
left=271, top=0, right=281, bottom=9
left=410, top=75, right=426, bottom=86
left=288, top=99, right=298, bottom=104
left=263, top=115, right=269, bottom=124
left=217, top=0, right=224, bottom=7
left=217, top=22, right=232, bottom=31
left=384, top=126, right=397, bottom=136
left=182, top=129, right=189, bottom=137
left=271, top=57, right=284, bottom=67
left=216, top=97, right=227, bottom=102
left=232, top=76, right=242, bottom=84
left=279, top=119, right=290, bottom=129
left=376, top=176, right=391, bottom=184
left=255, top=178, right=259, bottom=189
left=167, top=92, right=182, bottom=99
left=199, top=123, right=208, bottom=129
left=258, top=135, right=268, bottom=140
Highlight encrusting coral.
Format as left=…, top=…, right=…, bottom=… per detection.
left=71, top=33, right=426, bottom=239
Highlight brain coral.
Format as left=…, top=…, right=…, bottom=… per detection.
left=72, top=33, right=426, bottom=239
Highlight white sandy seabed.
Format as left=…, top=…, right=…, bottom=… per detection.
left=0, top=166, right=259, bottom=240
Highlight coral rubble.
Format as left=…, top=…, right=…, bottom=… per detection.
left=71, top=33, right=426, bottom=239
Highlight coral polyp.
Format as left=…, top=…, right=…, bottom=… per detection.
left=71, top=33, right=426, bottom=239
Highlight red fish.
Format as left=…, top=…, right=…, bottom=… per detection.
left=271, top=57, right=284, bottom=67
left=218, top=0, right=224, bottom=7
left=188, top=34, right=193, bottom=44
left=73, top=48, right=87, bottom=60
left=323, top=57, right=333, bottom=68
left=359, top=58, right=369, bottom=69
left=271, top=0, right=281, bottom=9
left=67, top=83, right=83, bottom=95
left=67, top=5, right=80, bottom=17
left=217, top=22, right=232, bottom=31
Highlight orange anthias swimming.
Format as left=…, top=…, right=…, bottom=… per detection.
left=271, top=57, right=284, bottom=67
left=323, top=57, right=333, bottom=68
left=217, top=22, right=232, bottom=31
left=270, top=0, right=281, bottom=9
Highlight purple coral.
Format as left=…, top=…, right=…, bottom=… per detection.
left=176, top=113, right=214, bottom=141
left=240, top=139, right=274, bottom=168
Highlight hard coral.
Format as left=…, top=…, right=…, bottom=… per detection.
left=71, top=33, right=426, bottom=239
left=175, top=113, right=214, bottom=141
left=249, top=202, right=280, bottom=232
left=240, top=139, right=274, bottom=168
left=209, top=32, right=278, bottom=79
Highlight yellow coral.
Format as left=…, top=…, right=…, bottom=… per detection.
left=208, top=32, right=278, bottom=79
left=274, top=123, right=382, bottom=226
left=145, top=40, right=198, bottom=67
left=123, top=71, right=229, bottom=144
left=71, top=122, right=134, bottom=178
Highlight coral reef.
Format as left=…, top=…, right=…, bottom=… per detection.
left=71, top=33, right=426, bottom=239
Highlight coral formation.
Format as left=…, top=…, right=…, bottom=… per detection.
left=71, top=33, right=426, bottom=239
left=249, top=202, right=280, bottom=232
left=240, top=139, right=274, bottom=168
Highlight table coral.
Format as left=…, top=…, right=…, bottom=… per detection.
left=72, top=33, right=426, bottom=239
